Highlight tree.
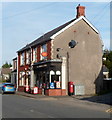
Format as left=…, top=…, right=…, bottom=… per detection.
left=103, top=50, right=112, bottom=78
left=2, top=62, right=12, bottom=68
left=9, top=63, right=12, bottom=67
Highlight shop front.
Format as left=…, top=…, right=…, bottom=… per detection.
left=33, top=60, right=66, bottom=96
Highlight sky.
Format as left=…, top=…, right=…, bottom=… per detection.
left=110, top=2, right=112, bottom=50
left=1, top=1, right=111, bottom=66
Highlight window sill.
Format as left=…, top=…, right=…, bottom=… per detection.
left=20, top=64, right=25, bottom=67
left=26, top=63, right=30, bottom=65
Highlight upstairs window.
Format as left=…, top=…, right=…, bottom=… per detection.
left=40, top=44, right=47, bottom=60
left=33, top=47, right=37, bottom=62
left=26, top=50, right=31, bottom=64
left=13, top=60, right=17, bottom=70
left=20, top=52, right=25, bottom=66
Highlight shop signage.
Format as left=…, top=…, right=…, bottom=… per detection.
left=34, top=87, right=38, bottom=94
left=56, top=82, right=61, bottom=88
left=41, top=52, right=48, bottom=57
left=26, top=85, right=30, bottom=92
left=50, top=82, right=55, bottom=89
left=36, top=64, right=47, bottom=68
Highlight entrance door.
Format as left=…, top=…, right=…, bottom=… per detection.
left=36, top=71, right=46, bottom=88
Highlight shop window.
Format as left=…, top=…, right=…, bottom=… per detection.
left=56, top=71, right=61, bottom=75
left=56, top=71, right=61, bottom=82
left=40, top=44, right=47, bottom=60
left=55, top=75, right=60, bottom=82
left=50, top=70, right=55, bottom=83
left=51, top=75, right=55, bottom=83
left=50, top=70, right=61, bottom=82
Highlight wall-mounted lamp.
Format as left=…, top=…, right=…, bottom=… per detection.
left=56, top=48, right=63, bottom=52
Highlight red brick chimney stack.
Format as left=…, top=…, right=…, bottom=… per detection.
left=76, top=4, right=85, bottom=18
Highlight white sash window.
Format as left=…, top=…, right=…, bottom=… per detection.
left=20, top=52, right=25, bottom=65
left=26, top=50, right=31, bottom=64
left=33, top=47, right=37, bottom=62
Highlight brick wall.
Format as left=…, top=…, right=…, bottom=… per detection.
left=17, top=40, right=51, bottom=92
left=45, top=89, right=66, bottom=96
left=18, top=52, right=30, bottom=88
left=18, top=86, right=24, bottom=92
left=37, top=46, right=40, bottom=62
left=47, top=41, right=51, bottom=60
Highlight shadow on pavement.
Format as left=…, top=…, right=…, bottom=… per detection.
left=79, top=92, right=112, bottom=105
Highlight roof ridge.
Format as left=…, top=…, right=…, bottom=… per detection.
left=17, top=16, right=99, bottom=53
left=17, top=18, right=76, bottom=52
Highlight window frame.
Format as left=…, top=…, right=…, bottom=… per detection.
left=26, top=50, right=31, bottom=65
left=20, top=52, right=25, bottom=66
left=19, top=71, right=25, bottom=86
left=33, top=47, right=37, bottom=62
left=40, top=44, right=47, bottom=60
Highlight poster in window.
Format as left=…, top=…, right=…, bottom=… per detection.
left=50, top=82, right=55, bottom=89
left=56, top=82, right=61, bottom=89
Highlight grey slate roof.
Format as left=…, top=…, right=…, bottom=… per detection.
left=13, top=57, right=17, bottom=60
left=17, top=18, right=76, bottom=53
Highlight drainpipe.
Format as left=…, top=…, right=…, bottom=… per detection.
left=16, top=55, right=19, bottom=91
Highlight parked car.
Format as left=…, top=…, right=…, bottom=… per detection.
left=2, top=83, right=16, bottom=94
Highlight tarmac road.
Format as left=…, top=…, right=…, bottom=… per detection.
left=2, top=94, right=111, bottom=118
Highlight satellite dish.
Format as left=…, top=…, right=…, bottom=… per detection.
left=69, top=40, right=77, bottom=48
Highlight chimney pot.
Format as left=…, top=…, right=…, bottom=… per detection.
left=76, top=5, right=85, bottom=18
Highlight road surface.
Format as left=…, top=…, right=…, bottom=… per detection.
left=2, top=94, right=111, bottom=118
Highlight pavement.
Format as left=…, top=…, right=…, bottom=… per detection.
left=16, top=91, right=112, bottom=112
left=73, top=92, right=112, bottom=105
